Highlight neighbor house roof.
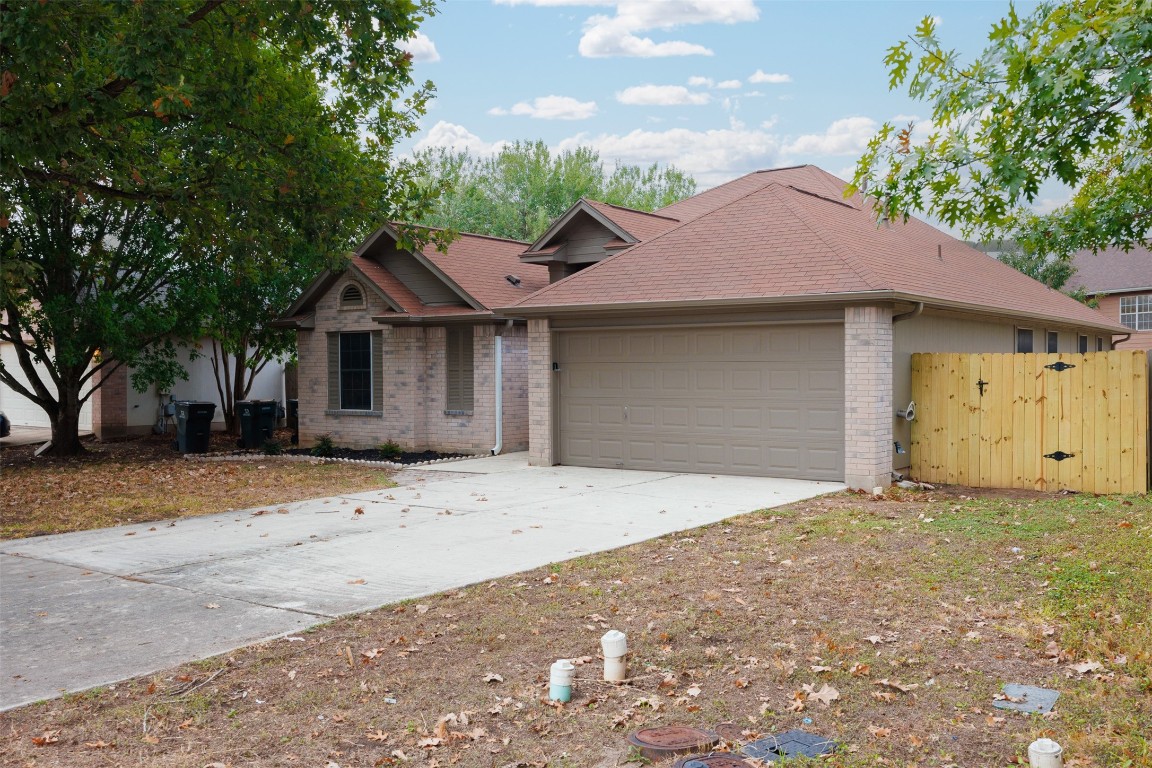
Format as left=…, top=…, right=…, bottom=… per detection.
left=505, top=166, right=1125, bottom=333
left=1068, top=245, right=1152, bottom=295
left=277, top=227, right=547, bottom=326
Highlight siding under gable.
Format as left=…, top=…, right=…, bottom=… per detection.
left=369, top=240, right=468, bottom=307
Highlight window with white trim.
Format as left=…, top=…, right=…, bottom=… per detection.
left=1078, top=334, right=1089, bottom=353
left=1120, top=294, right=1152, bottom=331
left=1047, top=331, right=1058, bottom=353
left=1015, top=328, right=1034, bottom=353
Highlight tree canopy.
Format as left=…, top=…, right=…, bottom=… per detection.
left=0, top=0, right=440, bottom=453
left=414, top=141, right=696, bottom=241
left=853, top=0, right=1152, bottom=260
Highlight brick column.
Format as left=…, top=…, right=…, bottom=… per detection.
left=91, top=363, right=129, bottom=440
left=527, top=318, right=555, bottom=466
left=844, top=306, right=894, bottom=490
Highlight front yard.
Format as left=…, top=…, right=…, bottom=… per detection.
left=0, top=448, right=1147, bottom=767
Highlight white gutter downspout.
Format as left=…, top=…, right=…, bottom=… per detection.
left=893, top=301, right=924, bottom=323
left=491, top=321, right=512, bottom=455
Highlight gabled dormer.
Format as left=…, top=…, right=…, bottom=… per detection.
left=520, top=199, right=680, bottom=283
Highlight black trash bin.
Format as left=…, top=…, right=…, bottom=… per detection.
left=236, top=400, right=278, bottom=449
left=287, top=399, right=299, bottom=444
left=175, top=401, right=216, bottom=453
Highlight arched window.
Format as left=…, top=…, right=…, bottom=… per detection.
left=339, top=282, right=364, bottom=309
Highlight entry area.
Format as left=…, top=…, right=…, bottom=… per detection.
left=557, top=324, right=845, bottom=480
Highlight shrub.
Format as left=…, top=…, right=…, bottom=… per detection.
left=311, top=434, right=336, bottom=458
left=262, top=439, right=283, bottom=456
left=377, top=440, right=402, bottom=460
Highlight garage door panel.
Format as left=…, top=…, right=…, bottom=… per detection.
left=558, top=325, right=844, bottom=480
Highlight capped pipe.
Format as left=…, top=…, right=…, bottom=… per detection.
left=1028, top=739, right=1064, bottom=768
left=601, top=630, right=628, bottom=682
left=549, top=659, right=574, bottom=702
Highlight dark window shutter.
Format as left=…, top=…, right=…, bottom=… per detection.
left=446, top=327, right=475, bottom=410
left=327, top=333, right=340, bottom=410
left=372, top=330, right=384, bottom=412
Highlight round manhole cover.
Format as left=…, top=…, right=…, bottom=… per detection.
left=673, top=755, right=756, bottom=768
left=627, top=726, right=719, bottom=760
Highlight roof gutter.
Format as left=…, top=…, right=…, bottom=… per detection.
left=892, top=301, right=923, bottom=323
left=497, top=290, right=1129, bottom=335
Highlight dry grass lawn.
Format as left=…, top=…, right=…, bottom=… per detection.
left=0, top=448, right=1148, bottom=768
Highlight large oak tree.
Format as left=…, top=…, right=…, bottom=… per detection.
left=1, top=0, right=439, bottom=453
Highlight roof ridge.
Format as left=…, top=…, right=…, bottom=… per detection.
left=584, top=198, right=681, bottom=222
left=769, top=184, right=886, bottom=291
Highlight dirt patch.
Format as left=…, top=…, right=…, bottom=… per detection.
left=1, top=486, right=1147, bottom=767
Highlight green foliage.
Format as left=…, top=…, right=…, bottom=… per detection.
left=854, top=0, right=1152, bottom=263
left=414, top=141, right=696, bottom=241
left=311, top=434, right=336, bottom=458
left=262, top=439, right=283, bottom=456
left=0, top=0, right=441, bottom=454
left=377, top=440, right=403, bottom=460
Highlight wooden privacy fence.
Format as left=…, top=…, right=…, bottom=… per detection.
left=910, top=351, right=1148, bottom=494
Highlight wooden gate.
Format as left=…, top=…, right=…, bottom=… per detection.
left=910, top=351, right=1148, bottom=494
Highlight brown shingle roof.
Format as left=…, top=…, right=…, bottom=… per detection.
left=418, top=231, right=548, bottom=309
left=583, top=200, right=680, bottom=241
left=507, top=167, right=1124, bottom=332
left=1068, top=245, right=1152, bottom=294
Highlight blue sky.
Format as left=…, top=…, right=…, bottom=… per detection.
left=397, top=0, right=1056, bottom=208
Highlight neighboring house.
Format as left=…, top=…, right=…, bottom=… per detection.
left=499, top=165, right=1128, bottom=490
left=1067, top=245, right=1152, bottom=351
left=275, top=225, right=548, bottom=454
left=0, top=337, right=289, bottom=439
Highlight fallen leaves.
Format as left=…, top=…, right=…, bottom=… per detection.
left=1068, top=660, right=1104, bottom=674
left=802, top=682, right=840, bottom=707
left=483, top=673, right=504, bottom=683
left=31, top=730, right=60, bottom=746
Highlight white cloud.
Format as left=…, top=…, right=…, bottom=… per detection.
left=557, top=125, right=782, bottom=187
left=413, top=121, right=509, bottom=155
left=400, top=32, right=440, bottom=63
left=617, top=85, right=710, bottom=106
left=688, top=76, right=742, bottom=90
left=784, top=116, right=878, bottom=156
left=490, top=95, right=598, bottom=120
left=496, top=0, right=758, bottom=58
left=748, top=69, right=792, bottom=84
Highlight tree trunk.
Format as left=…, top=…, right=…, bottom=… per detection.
left=48, top=383, right=86, bottom=456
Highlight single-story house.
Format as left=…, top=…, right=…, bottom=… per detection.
left=498, top=165, right=1128, bottom=489
left=275, top=224, right=548, bottom=454
left=1068, top=245, right=1152, bottom=351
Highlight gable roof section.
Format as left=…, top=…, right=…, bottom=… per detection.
left=521, top=198, right=680, bottom=260
left=507, top=167, right=1124, bottom=333
left=279, top=226, right=547, bottom=324
left=1068, top=245, right=1152, bottom=294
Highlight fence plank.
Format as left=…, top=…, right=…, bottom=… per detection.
left=1095, top=354, right=1110, bottom=493
left=1133, top=352, right=1150, bottom=493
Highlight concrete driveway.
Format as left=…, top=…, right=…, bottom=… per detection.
left=0, top=453, right=842, bottom=710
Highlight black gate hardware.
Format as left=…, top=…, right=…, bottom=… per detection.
left=977, top=378, right=989, bottom=396
left=1043, top=450, right=1075, bottom=462
left=1044, top=361, right=1076, bottom=371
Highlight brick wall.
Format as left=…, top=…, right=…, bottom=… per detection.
left=501, top=325, right=530, bottom=451
left=297, top=275, right=530, bottom=453
left=844, top=305, right=894, bottom=490
left=527, top=318, right=554, bottom=465
left=91, top=363, right=128, bottom=440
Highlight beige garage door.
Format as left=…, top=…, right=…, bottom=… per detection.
left=558, top=324, right=844, bottom=480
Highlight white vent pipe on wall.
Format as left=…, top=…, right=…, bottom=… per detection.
left=491, top=328, right=504, bottom=455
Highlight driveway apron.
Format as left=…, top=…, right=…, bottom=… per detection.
left=0, top=453, right=842, bottom=710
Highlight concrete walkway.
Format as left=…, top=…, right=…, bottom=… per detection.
left=0, top=453, right=842, bottom=710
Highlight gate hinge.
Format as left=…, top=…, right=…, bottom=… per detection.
left=1044, top=361, right=1076, bottom=371
left=1043, top=450, right=1075, bottom=462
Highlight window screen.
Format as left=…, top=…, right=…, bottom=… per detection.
left=446, top=327, right=474, bottom=411
left=339, top=332, right=372, bottom=410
